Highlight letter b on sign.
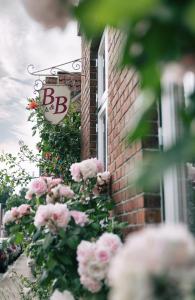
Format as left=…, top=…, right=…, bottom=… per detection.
left=40, top=85, right=70, bottom=125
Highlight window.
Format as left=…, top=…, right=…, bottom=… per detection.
left=97, top=31, right=108, bottom=169
left=161, top=66, right=195, bottom=232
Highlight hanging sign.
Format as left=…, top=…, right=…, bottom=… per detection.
left=39, top=84, right=71, bottom=125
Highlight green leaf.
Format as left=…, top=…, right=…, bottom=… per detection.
left=75, top=0, right=159, bottom=38
left=15, top=232, right=24, bottom=244
left=43, top=234, right=54, bottom=250
left=66, top=236, right=79, bottom=249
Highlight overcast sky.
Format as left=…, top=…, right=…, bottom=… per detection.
left=0, top=0, right=81, bottom=170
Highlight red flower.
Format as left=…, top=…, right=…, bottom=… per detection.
left=26, top=100, right=38, bottom=110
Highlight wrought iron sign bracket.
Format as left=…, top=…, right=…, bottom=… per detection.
left=27, top=58, right=85, bottom=96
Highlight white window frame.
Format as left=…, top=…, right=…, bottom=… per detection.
left=97, top=30, right=108, bottom=169
left=161, top=69, right=195, bottom=223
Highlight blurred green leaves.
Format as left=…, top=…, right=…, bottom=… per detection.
left=74, top=0, right=195, bottom=188
left=75, top=0, right=158, bottom=38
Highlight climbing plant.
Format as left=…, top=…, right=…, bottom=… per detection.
left=27, top=98, right=81, bottom=181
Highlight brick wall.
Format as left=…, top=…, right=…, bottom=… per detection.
left=80, top=30, right=162, bottom=233
left=107, top=29, right=161, bottom=234
left=81, top=38, right=97, bottom=159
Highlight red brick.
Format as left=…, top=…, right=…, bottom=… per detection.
left=81, top=29, right=161, bottom=235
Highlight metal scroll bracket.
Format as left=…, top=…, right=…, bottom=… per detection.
left=27, top=58, right=85, bottom=96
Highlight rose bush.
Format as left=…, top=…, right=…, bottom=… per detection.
left=4, top=158, right=125, bottom=300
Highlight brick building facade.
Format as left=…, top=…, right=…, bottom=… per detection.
left=80, top=29, right=162, bottom=233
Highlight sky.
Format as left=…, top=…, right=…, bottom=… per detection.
left=0, top=0, right=81, bottom=176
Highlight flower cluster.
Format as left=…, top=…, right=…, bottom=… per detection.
left=70, top=158, right=103, bottom=182
left=34, top=203, right=88, bottom=231
left=26, top=99, right=38, bottom=110
left=25, top=177, right=74, bottom=202
left=70, top=211, right=89, bottom=227
left=46, top=184, right=75, bottom=204
left=3, top=204, right=31, bottom=225
left=108, top=224, right=195, bottom=300
left=77, top=233, right=122, bottom=293
left=97, top=171, right=111, bottom=186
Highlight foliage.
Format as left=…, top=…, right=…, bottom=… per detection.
left=0, top=186, right=13, bottom=208
left=0, top=147, right=33, bottom=191
left=5, top=189, right=28, bottom=211
left=27, top=98, right=81, bottom=181
left=20, top=275, right=51, bottom=300
left=72, top=0, right=195, bottom=187
left=4, top=164, right=125, bottom=300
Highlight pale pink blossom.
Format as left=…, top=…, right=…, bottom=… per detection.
left=95, top=246, right=111, bottom=263
left=70, top=158, right=104, bottom=182
left=97, top=171, right=111, bottom=186
left=77, top=233, right=122, bottom=293
left=50, top=203, right=70, bottom=228
left=11, top=207, right=20, bottom=219
left=25, top=190, right=33, bottom=200
left=18, top=204, right=31, bottom=216
left=77, top=241, right=96, bottom=264
left=70, top=163, right=82, bottom=182
left=80, top=276, right=102, bottom=293
left=50, top=289, right=75, bottom=300
left=3, top=205, right=31, bottom=225
left=71, top=211, right=88, bottom=227
left=51, top=184, right=74, bottom=199
left=108, top=224, right=195, bottom=300
left=3, top=210, right=15, bottom=225
left=85, top=260, right=107, bottom=281
left=97, top=233, right=122, bottom=254
left=29, top=177, right=48, bottom=196
left=93, top=158, right=104, bottom=173
left=79, top=158, right=99, bottom=180
left=59, top=185, right=74, bottom=198
left=42, top=177, right=53, bottom=187
left=34, top=204, right=52, bottom=228
left=50, top=178, right=63, bottom=188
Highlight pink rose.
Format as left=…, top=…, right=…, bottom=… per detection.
left=18, top=204, right=31, bottom=216
left=97, top=171, right=111, bottom=185
left=11, top=207, right=20, bottom=218
left=59, top=185, right=75, bottom=199
left=50, top=178, right=63, bottom=188
left=71, top=211, right=88, bottom=227
left=34, top=204, right=52, bottom=227
left=70, top=163, right=82, bottom=182
left=51, top=203, right=70, bottom=228
left=25, top=190, right=33, bottom=200
left=77, top=241, right=96, bottom=264
left=95, top=246, right=111, bottom=263
left=29, top=177, right=48, bottom=196
left=70, top=158, right=104, bottom=182
left=80, top=276, right=102, bottom=293
left=3, top=210, right=15, bottom=225
left=93, top=158, right=104, bottom=173
left=97, top=233, right=122, bottom=254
